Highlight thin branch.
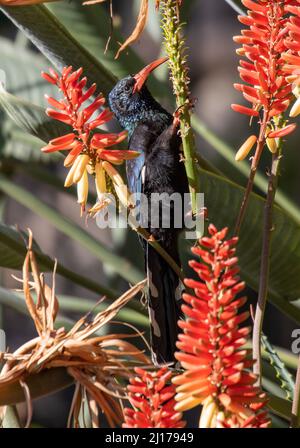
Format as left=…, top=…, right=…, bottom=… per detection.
left=252, top=147, right=282, bottom=384
left=104, top=0, right=113, bottom=54
left=235, top=111, right=268, bottom=235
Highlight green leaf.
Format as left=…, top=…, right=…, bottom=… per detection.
left=0, top=36, right=55, bottom=103
left=0, top=222, right=40, bottom=269
left=0, top=86, right=71, bottom=143
left=262, top=334, right=295, bottom=401
left=58, top=294, right=148, bottom=328
left=0, top=4, right=116, bottom=97
left=0, top=222, right=117, bottom=299
left=0, top=36, right=60, bottom=163
left=182, top=168, right=300, bottom=324
left=268, top=394, right=292, bottom=421
left=0, top=119, right=57, bottom=164
left=0, top=175, right=144, bottom=285
left=0, top=367, right=73, bottom=406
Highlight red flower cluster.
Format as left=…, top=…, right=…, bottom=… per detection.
left=173, top=224, right=270, bottom=428
left=283, top=0, right=300, bottom=117
left=41, top=66, right=130, bottom=163
left=41, top=67, right=139, bottom=214
left=232, top=0, right=295, bottom=125
left=123, top=367, right=186, bottom=428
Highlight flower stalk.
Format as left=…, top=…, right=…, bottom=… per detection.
left=235, top=111, right=269, bottom=234
left=253, top=142, right=283, bottom=384
left=160, top=0, right=199, bottom=215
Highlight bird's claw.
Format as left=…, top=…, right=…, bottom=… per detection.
left=173, top=105, right=185, bottom=128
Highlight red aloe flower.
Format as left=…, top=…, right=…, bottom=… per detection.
left=282, top=0, right=300, bottom=117
left=232, top=1, right=298, bottom=233
left=123, top=367, right=186, bottom=428
left=172, top=224, right=270, bottom=428
left=232, top=0, right=295, bottom=121
left=41, top=66, right=139, bottom=214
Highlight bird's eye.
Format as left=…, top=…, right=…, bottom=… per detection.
left=124, top=83, right=132, bottom=94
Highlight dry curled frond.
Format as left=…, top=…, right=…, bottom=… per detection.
left=115, top=0, right=149, bottom=59
left=173, top=224, right=270, bottom=428
left=0, top=231, right=148, bottom=427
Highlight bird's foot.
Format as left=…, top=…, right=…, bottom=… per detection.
left=172, top=105, right=185, bottom=129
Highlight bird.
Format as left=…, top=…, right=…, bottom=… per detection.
left=108, top=58, right=188, bottom=365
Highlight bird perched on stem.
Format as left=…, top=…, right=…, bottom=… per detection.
left=109, top=58, right=188, bottom=365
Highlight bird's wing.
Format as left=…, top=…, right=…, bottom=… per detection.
left=127, top=121, right=164, bottom=195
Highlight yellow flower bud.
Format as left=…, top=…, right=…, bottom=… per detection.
left=95, top=162, right=107, bottom=197
left=235, top=135, right=257, bottom=161
left=290, top=96, right=300, bottom=118
left=115, top=184, right=131, bottom=208
left=266, top=137, right=278, bottom=154
left=102, top=161, right=124, bottom=187
left=64, top=155, right=82, bottom=187
left=73, top=154, right=90, bottom=183
left=265, top=126, right=278, bottom=154
left=199, top=396, right=219, bottom=428
left=174, top=394, right=203, bottom=412
left=292, top=83, right=300, bottom=98
left=77, top=169, right=89, bottom=215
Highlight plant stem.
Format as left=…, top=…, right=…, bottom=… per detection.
left=161, top=0, right=199, bottom=215
left=252, top=147, right=282, bottom=384
left=235, top=111, right=268, bottom=235
left=291, top=357, right=300, bottom=428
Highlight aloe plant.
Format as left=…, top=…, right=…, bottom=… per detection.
left=0, top=0, right=299, bottom=429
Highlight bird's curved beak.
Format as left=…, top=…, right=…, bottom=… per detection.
left=133, top=57, right=168, bottom=93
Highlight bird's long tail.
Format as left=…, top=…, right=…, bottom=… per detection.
left=145, top=244, right=182, bottom=366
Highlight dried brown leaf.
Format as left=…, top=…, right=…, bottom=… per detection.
left=87, top=396, right=99, bottom=428
left=115, top=0, right=149, bottom=59
left=0, top=231, right=149, bottom=427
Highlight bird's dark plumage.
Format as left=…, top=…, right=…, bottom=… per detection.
left=109, top=70, right=188, bottom=365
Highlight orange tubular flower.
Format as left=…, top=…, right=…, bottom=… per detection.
left=123, top=367, right=186, bottom=428
left=173, top=224, right=270, bottom=428
left=283, top=0, right=300, bottom=117
left=41, top=66, right=139, bottom=214
left=232, top=0, right=297, bottom=156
